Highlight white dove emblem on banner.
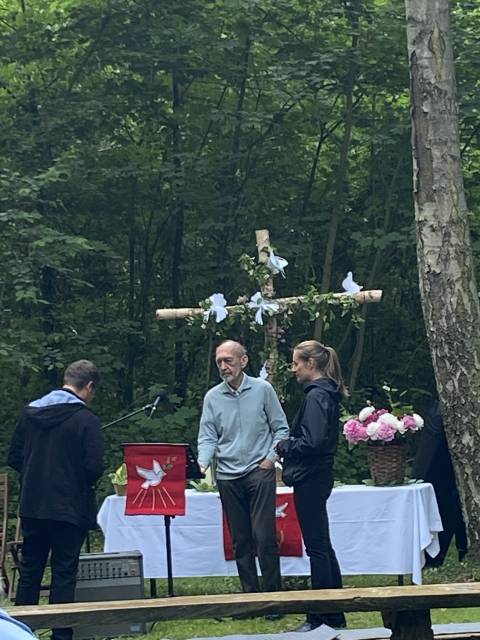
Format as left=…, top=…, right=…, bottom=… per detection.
left=275, top=502, right=288, bottom=519
left=133, top=459, right=176, bottom=510
left=136, top=459, right=166, bottom=489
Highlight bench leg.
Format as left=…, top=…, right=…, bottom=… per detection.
left=382, top=609, right=433, bottom=640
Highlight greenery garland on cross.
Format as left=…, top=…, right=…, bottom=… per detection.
left=155, top=229, right=382, bottom=396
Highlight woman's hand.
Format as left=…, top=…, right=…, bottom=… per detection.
left=275, top=439, right=288, bottom=457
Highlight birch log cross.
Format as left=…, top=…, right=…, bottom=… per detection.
left=155, top=229, right=383, bottom=384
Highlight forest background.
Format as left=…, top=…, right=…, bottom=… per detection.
left=1, top=0, right=479, bottom=499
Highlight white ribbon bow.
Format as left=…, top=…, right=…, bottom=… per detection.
left=203, top=293, right=228, bottom=323
left=266, top=249, right=288, bottom=278
left=258, top=362, right=269, bottom=380
left=248, top=291, right=279, bottom=325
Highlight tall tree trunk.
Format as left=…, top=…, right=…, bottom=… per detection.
left=405, top=0, right=480, bottom=549
left=40, top=265, right=59, bottom=388
left=314, top=3, right=359, bottom=341
left=171, top=69, right=186, bottom=395
left=299, top=126, right=326, bottom=223
left=219, top=31, right=251, bottom=287
left=124, top=179, right=137, bottom=406
left=348, top=153, right=404, bottom=391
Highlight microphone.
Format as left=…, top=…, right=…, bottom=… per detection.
left=145, top=389, right=168, bottom=418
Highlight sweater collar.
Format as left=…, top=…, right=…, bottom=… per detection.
left=221, top=373, right=253, bottom=395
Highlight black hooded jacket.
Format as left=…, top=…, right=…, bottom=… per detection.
left=8, top=388, right=105, bottom=529
left=278, top=378, right=341, bottom=487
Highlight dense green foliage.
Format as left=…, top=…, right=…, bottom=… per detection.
left=1, top=0, right=479, bottom=494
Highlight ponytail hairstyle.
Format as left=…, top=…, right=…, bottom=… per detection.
left=293, top=340, right=348, bottom=398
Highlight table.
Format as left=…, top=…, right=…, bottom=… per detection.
left=97, top=483, right=442, bottom=585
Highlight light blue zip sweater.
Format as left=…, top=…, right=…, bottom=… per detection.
left=197, top=374, right=289, bottom=479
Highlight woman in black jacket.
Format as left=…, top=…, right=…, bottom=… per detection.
left=277, top=340, right=346, bottom=631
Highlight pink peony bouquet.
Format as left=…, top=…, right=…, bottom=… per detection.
left=343, top=405, right=424, bottom=445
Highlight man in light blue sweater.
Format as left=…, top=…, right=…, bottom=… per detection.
left=198, top=340, right=289, bottom=593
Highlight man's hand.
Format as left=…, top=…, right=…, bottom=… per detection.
left=200, top=465, right=207, bottom=474
left=259, top=458, right=274, bottom=470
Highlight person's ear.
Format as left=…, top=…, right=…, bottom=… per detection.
left=241, top=354, right=248, bottom=369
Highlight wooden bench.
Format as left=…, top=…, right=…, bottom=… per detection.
left=6, top=583, right=480, bottom=640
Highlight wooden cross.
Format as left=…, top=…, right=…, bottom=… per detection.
left=156, top=229, right=382, bottom=383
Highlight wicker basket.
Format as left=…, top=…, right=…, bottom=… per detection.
left=367, top=442, right=407, bottom=486
left=113, top=483, right=127, bottom=496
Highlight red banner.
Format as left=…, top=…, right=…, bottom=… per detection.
left=223, top=492, right=303, bottom=560
left=123, top=443, right=186, bottom=516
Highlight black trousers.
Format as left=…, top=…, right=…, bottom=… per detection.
left=217, top=466, right=281, bottom=593
left=294, top=479, right=346, bottom=628
left=15, top=517, right=86, bottom=640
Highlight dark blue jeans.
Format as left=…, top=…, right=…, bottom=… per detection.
left=294, top=478, right=346, bottom=628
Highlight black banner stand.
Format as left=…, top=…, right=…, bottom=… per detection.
left=155, top=444, right=204, bottom=598
left=163, top=514, right=174, bottom=598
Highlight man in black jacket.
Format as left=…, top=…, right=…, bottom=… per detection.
left=8, top=359, right=105, bottom=640
left=412, top=400, right=467, bottom=566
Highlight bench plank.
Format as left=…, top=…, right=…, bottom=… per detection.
left=6, top=584, right=480, bottom=632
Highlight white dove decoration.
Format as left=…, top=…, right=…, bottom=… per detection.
left=275, top=502, right=288, bottom=518
left=266, top=250, right=288, bottom=278
left=136, top=459, right=166, bottom=489
left=203, top=293, right=228, bottom=323
left=342, top=271, right=363, bottom=295
left=258, top=362, right=269, bottom=380
left=248, top=291, right=279, bottom=325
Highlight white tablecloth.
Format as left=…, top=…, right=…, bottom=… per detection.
left=97, top=483, right=442, bottom=585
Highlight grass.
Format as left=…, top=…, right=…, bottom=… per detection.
left=67, top=545, right=480, bottom=640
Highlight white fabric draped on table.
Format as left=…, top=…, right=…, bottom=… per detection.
left=97, top=483, right=442, bottom=585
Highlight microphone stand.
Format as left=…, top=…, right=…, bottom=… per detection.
left=92, top=401, right=162, bottom=597
left=101, top=403, right=156, bottom=430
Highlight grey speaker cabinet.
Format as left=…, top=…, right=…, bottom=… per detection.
left=73, top=551, right=146, bottom=639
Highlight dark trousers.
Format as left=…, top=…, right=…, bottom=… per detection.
left=217, top=466, right=281, bottom=592
left=294, top=479, right=346, bottom=628
left=15, top=517, right=86, bottom=640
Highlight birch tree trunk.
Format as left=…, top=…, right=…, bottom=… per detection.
left=405, top=0, right=480, bottom=548
left=255, top=229, right=278, bottom=388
